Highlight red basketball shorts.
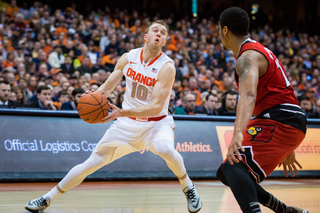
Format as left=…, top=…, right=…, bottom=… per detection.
left=239, top=118, right=305, bottom=183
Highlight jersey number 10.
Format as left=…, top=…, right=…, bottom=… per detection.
left=131, top=82, right=148, bottom=100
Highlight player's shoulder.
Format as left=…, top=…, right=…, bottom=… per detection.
left=238, top=49, right=265, bottom=63
left=160, top=61, right=175, bottom=71
left=158, top=62, right=175, bottom=80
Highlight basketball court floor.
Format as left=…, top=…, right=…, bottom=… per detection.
left=0, top=179, right=319, bottom=213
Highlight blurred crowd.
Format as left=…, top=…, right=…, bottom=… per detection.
left=0, top=0, right=319, bottom=118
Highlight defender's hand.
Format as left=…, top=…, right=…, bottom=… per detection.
left=227, top=132, right=245, bottom=165
left=278, top=151, right=302, bottom=177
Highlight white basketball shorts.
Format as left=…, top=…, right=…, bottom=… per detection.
left=91, top=116, right=175, bottom=164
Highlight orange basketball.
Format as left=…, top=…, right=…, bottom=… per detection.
left=77, top=91, right=109, bottom=124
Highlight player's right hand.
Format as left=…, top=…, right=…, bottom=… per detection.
left=227, top=132, right=245, bottom=165
left=100, top=103, right=121, bottom=123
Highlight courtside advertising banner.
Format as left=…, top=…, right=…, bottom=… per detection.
left=0, top=114, right=319, bottom=180
left=0, top=116, right=222, bottom=175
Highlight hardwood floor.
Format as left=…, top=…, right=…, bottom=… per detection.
left=0, top=179, right=319, bottom=213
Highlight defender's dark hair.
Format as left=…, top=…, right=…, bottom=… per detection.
left=219, top=7, right=250, bottom=36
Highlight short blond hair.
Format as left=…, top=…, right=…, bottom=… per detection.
left=145, top=20, right=169, bottom=36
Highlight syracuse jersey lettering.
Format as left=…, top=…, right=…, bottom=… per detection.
left=125, top=68, right=157, bottom=87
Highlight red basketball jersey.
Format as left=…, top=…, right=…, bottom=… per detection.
left=235, top=38, right=299, bottom=116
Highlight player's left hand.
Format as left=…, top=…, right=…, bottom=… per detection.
left=278, top=151, right=302, bottom=177
left=100, top=103, right=122, bottom=123
left=227, top=132, right=245, bottom=165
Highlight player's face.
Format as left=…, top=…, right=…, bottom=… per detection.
left=145, top=24, right=167, bottom=48
left=219, top=25, right=228, bottom=50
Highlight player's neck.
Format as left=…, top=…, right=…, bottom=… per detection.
left=142, top=47, right=162, bottom=64
left=231, top=36, right=249, bottom=58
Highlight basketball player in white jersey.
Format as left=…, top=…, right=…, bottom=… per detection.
left=25, top=20, right=202, bottom=213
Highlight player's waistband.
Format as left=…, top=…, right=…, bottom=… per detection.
left=255, top=104, right=307, bottom=134
left=128, top=115, right=167, bottom=122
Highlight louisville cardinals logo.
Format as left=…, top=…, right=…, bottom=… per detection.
left=246, top=125, right=275, bottom=143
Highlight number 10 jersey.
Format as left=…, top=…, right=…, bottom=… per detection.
left=122, top=48, right=174, bottom=117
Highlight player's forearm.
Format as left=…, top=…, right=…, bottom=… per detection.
left=120, top=102, right=163, bottom=117
left=233, top=94, right=255, bottom=135
left=96, top=73, right=121, bottom=98
left=96, top=81, right=113, bottom=98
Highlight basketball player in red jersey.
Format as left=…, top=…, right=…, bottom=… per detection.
left=216, top=7, right=308, bottom=213
left=25, top=20, right=202, bottom=213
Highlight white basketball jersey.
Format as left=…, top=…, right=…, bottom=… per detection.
left=122, top=48, right=174, bottom=117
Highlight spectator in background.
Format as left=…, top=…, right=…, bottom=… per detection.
left=217, top=90, right=237, bottom=116
left=27, top=76, right=37, bottom=96
left=116, top=91, right=125, bottom=109
left=87, top=41, right=99, bottom=64
left=48, top=45, right=65, bottom=68
left=36, top=63, right=49, bottom=81
left=188, top=77, right=201, bottom=106
left=60, top=55, right=75, bottom=77
left=4, top=70, right=16, bottom=86
left=309, top=98, right=320, bottom=118
left=104, top=35, right=119, bottom=56
left=33, top=51, right=51, bottom=71
left=176, top=88, right=190, bottom=108
left=307, top=87, right=317, bottom=106
left=102, top=50, right=117, bottom=71
left=0, top=80, right=21, bottom=108
left=25, top=85, right=56, bottom=110
left=6, top=0, right=19, bottom=18
left=195, top=93, right=219, bottom=115
left=9, top=90, right=17, bottom=101
left=107, top=91, right=117, bottom=105
left=3, top=51, right=16, bottom=68
left=18, top=77, right=32, bottom=103
left=0, top=56, right=4, bottom=72
left=92, top=56, right=107, bottom=73
left=28, top=81, right=46, bottom=103
left=11, top=27, right=21, bottom=49
left=44, top=75, right=54, bottom=86
left=32, top=41, right=41, bottom=59
left=61, top=87, right=85, bottom=110
left=90, top=83, right=99, bottom=91
left=298, top=94, right=313, bottom=117
left=168, top=90, right=185, bottom=115
left=53, top=90, right=70, bottom=110
left=66, top=85, right=75, bottom=100
left=78, top=56, right=92, bottom=76
left=183, top=93, right=197, bottom=115
left=11, top=86, right=25, bottom=106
